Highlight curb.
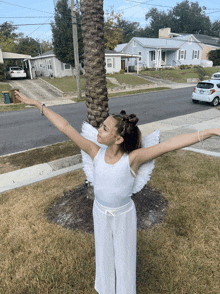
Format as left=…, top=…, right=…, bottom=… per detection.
left=0, top=163, right=83, bottom=194
left=38, top=78, right=63, bottom=95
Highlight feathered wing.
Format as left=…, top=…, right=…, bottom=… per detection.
left=80, top=121, right=160, bottom=190
left=132, top=129, right=160, bottom=194
left=80, top=121, right=106, bottom=186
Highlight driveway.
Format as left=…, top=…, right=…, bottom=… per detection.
left=8, top=78, right=74, bottom=105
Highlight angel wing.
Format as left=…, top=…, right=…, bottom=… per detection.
left=80, top=121, right=106, bottom=185
left=80, top=122, right=160, bottom=191
left=132, top=129, right=160, bottom=194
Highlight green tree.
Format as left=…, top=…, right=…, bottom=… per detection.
left=41, top=40, right=53, bottom=53
left=0, top=32, right=16, bottom=52
left=171, top=1, right=211, bottom=34
left=144, top=0, right=211, bottom=37
left=0, top=21, right=19, bottom=52
left=0, top=21, right=19, bottom=39
left=210, top=20, right=220, bottom=38
left=15, top=37, right=41, bottom=57
left=51, top=0, right=83, bottom=67
left=145, top=8, right=172, bottom=37
left=118, top=19, right=142, bottom=43
left=208, top=50, right=220, bottom=66
left=81, top=0, right=108, bottom=127
left=104, top=9, right=123, bottom=50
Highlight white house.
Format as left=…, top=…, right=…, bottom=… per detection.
left=115, top=34, right=204, bottom=70
left=30, top=50, right=74, bottom=78
left=105, top=49, right=140, bottom=74
left=31, top=49, right=141, bottom=77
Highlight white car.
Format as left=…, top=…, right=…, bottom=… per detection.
left=192, top=79, right=220, bottom=106
left=211, top=71, right=220, bottom=80
left=7, top=66, right=27, bottom=79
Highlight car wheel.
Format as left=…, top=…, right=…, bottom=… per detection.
left=192, top=99, right=199, bottom=104
left=211, top=97, right=219, bottom=107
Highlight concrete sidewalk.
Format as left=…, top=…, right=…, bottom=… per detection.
left=1, top=108, right=220, bottom=194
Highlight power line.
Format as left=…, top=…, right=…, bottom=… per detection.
left=27, top=16, right=54, bottom=37
left=0, top=0, right=53, bottom=14
left=125, top=0, right=220, bottom=13
left=0, top=16, right=54, bottom=18
left=0, top=23, right=54, bottom=26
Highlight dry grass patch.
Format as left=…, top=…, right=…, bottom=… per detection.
left=108, top=73, right=152, bottom=85
left=0, top=169, right=97, bottom=293
left=1, top=150, right=220, bottom=293
left=137, top=150, right=220, bottom=293
left=0, top=140, right=80, bottom=174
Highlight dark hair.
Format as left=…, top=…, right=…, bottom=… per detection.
left=112, top=110, right=142, bottom=153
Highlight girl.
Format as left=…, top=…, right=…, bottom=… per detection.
left=14, top=91, right=220, bottom=294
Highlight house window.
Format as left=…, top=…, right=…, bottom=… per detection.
left=64, top=64, right=71, bottom=70
left=150, top=51, right=155, bottom=61
left=47, top=59, right=52, bottom=70
left=138, top=51, right=142, bottom=61
left=192, top=50, right=199, bottom=59
left=179, top=50, right=186, bottom=60
left=107, top=58, right=112, bottom=68
left=133, top=40, right=136, bottom=47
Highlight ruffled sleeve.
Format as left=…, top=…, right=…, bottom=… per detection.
left=80, top=121, right=106, bottom=186
left=132, top=129, right=160, bottom=194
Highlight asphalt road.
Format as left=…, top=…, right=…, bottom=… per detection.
left=0, top=86, right=211, bottom=156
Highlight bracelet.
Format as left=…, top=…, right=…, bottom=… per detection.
left=198, top=130, right=204, bottom=143
left=41, top=103, right=45, bottom=115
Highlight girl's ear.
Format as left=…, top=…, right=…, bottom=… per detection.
left=115, top=135, right=124, bottom=145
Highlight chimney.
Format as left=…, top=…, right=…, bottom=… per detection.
left=159, top=28, right=171, bottom=39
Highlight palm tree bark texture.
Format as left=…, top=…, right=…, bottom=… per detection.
left=80, top=0, right=109, bottom=128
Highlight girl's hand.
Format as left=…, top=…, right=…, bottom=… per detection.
left=14, top=91, right=37, bottom=106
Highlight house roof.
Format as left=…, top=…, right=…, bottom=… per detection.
left=185, top=34, right=220, bottom=47
left=2, top=52, right=31, bottom=60
left=39, top=50, right=54, bottom=57
left=169, top=31, right=220, bottom=48
left=114, top=43, right=127, bottom=52
left=115, top=35, right=203, bottom=52
left=31, top=50, right=55, bottom=60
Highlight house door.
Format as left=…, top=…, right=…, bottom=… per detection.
left=162, top=51, right=166, bottom=62
left=121, top=60, right=125, bottom=70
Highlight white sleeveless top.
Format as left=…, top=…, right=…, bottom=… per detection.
left=93, top=147, right=135, bottom=208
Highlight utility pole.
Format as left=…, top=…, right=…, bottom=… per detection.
left=71, top=0, right=81, bottom=99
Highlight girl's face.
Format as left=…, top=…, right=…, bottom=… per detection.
left=97, top=116, right=123, bottom=146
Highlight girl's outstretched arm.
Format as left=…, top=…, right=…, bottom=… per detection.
left=15, top=91, right=100, bottom=159
left=130, top=129, right=220, bottom=170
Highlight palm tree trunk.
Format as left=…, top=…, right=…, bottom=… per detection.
left=80, top=0, right=109, bottom=128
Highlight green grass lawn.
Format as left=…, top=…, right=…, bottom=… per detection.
left=42, top=76, right=118, bottom=92
left=43, top=73, right=151, bottom=93
left=140, top=67, right=219, bottom=83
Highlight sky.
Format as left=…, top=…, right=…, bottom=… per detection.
left=0, top=0, right=219, bottom=43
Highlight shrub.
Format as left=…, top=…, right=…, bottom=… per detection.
left=119, top=69, right=125, bottom=74
left=194, top=65, right=206, bottom=81
left=0, top=64, right=6, bottom=81
left=208, top=49, right=220, bottom=66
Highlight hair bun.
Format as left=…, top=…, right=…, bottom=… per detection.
left=128, top=114, right=139, bottom=126
left=119, top=110, right=138, bottom=126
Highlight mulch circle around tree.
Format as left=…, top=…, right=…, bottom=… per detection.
left=46, top=183, right=168, bottom=234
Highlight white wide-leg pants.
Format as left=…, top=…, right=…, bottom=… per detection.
left=93, top=198, right=137, bottom=294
